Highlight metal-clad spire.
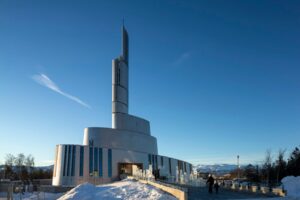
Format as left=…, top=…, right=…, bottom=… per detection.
left=122, top=23, right=129, bottom=64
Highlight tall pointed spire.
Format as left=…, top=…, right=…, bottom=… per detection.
left=122, top=24, right=129, bottom=64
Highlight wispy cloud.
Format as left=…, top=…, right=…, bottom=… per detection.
left=32, top=73, right=91, bottom=109
left=173, top=52, right=191, bottom=66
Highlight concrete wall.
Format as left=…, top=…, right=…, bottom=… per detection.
left=83, top=127, right=158, bottom=154
left=112, top=113, right=150, bottom=135
left=139, top=179, right=187, bottom=200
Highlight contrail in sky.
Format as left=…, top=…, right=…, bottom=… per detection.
left=32, top=73, right=91, bottom=109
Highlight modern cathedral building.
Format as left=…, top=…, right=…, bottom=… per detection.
left=52, top=26, right=193, bottom=186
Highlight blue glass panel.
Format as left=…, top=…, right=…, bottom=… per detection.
left=94, top=148, right=98, bottom=175
left=79, top=146, right=84, bottom=176
left=99, top=148, right=103, bottom=177
left=108, top=149, right=112, bottom=177
left=71, top=146, right=76, bottom=176
left=63, top=146, right=68, bottom=176
left=67, top=145, right=71, bottom=176
left=89, top=147, right=93, bottom=176
left=152, top=155, right=155, bottom=169
left=169, top=158, right=172, bottom=175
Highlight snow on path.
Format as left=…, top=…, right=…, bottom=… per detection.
left=58, top=179, right=177, bottom=200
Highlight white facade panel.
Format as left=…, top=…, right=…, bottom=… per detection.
left=112, top=113, right=150, bottom=135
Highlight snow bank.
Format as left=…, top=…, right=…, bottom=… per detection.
left=282, top=176, right=300, bottom=198
left=58, top=179, right=177, bottom=200
left=11, top=192, right=63, bottom=200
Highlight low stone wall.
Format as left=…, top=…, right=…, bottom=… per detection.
left=32, top=179, right=52, bottom=186
left=138, top=179, right=187, bottom=200
left=224, top=184, right=285, bottom=197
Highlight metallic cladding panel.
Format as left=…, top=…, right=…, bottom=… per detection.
left=122, top=26, right=129, bottom=64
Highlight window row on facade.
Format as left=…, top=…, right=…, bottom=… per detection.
left=60, top=145, right=112, bottom=178
left=148, top=154, right=193, bottom=175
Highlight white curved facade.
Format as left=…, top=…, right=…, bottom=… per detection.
left=52, top=26, right=192, bottom=186
left=83, top=127, right=157, bottom=154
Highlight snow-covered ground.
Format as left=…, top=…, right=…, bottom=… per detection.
left=1, top=176, right=299, bottom=200
left=0, top=191, right=63, bottom=200
left=282, top=176, right=300, bottom=198
left=58, top=179, right=176, bottom=200
left=1, top=179, right=176, bottom=200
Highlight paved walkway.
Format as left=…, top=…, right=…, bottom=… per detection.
left=187, top=186, right=275, bottom=200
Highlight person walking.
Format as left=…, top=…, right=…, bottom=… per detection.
left=214, top=180, right=219, bottom=194
left=206, top=174, right=214, bottom=194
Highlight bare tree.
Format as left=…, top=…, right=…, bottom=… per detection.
left=4, top=154, right=15, bottom=179
left=275, top=149, right=286, bottom=184
left=25, top=154, right=35, bottom=178
left=5, top=154, right=15, bottom=166
left=263, top=149, right=272, bottom=186
left=14, top=153, right=25, bottom=179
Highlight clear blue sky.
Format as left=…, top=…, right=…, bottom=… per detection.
left=0, top=0, right=299, bottom=166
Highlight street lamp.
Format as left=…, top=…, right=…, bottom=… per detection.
left=237, top=155, right=240, bottom=180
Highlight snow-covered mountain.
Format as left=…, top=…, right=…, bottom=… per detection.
left=35, top=165, right=54, bottom=171
left=195, top=164, right=238, bottom=174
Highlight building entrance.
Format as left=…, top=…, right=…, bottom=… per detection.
left=118, top=163, right=143, bottom=176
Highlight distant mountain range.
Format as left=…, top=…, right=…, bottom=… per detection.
left=35, top=165, right=53, bottom=171
left=194, top=164, right=240, bottom=175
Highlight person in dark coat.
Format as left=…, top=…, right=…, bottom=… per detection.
left=206, top=174, right=214, bottom=194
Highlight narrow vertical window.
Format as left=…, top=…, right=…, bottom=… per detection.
left=148, top=154, right=152, bottom=165
left=70, top=145, right=76, bottom=176
left=67, top=145, right=71, bottom=176
left=71, top=146, right=76, bottom=176
left=99, top=148, right=103, bottom=177
left=79, top=146, right=84, bottom=176
left=118, top=68, right=121, bottom=84
left=63, top=146, right=68, bottom=176
left=184, top=162, right=187, bottom=173
left=94, top=148, right=98, bottom=176
left=169, top=158, right=172, bottom=175
left=190, top=164, right=193, bottom=174
left=160, top=156, right=163, bottom=167
left=89, top=147, right=93, bottom=176
left=108, top=149, right=112, bottom=177
left=152, top=155, right=155, bottom=169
